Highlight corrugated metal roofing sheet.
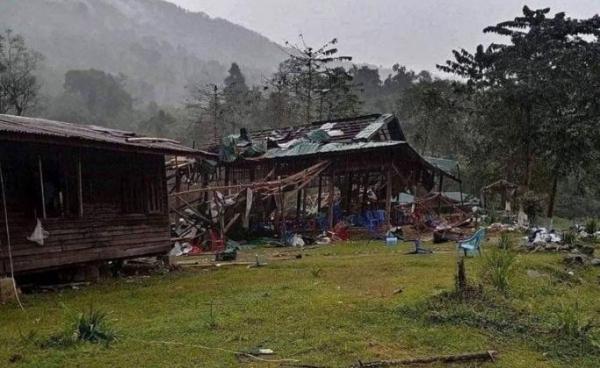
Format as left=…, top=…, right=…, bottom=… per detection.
left=353, top=116, right=386, bottom=141
left=425, top=156, right=459, bottom=174
left=263, top=141, right=405, bottom=158
left=0, top=114, right=198, bottom=155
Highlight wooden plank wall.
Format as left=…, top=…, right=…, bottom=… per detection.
left=0, top=142, right=170, bottom=275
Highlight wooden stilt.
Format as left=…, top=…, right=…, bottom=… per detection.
left=317, top=175, right=323, bottom=213
left=437, top=174, right=444, bottom=214
left=385, top=167, right=392, bottom=226
left=77, top=153, right=83, bottom=217
left=328, top=171, right=335, bottom=229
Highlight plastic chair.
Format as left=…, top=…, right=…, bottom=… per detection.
left=457, top=228, right=485, bottom=256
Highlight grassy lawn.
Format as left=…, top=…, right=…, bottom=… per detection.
left=0, top=240, right=599, bottom=367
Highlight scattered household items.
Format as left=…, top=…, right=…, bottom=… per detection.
left=168, top=113, right=466, bottom=251
left=457, top=228, right=486, bottom=256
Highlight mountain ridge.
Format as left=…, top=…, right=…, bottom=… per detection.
left=0, top=0, right=287, bottom=104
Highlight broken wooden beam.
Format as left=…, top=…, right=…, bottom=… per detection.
left=351, top=350, right=498, bottom=367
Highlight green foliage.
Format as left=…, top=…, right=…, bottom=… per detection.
left=481, top=247, right=517, bottom=293
left=38, top=307, right=116, bottom=348
left=63, top=69, right=133, bottom=126
left=550, top=303, right=600, bottom=357
left=521, top=191, right=544, bottom=225
left=584, top=219, right=598, bottom=235
left=0, top=29, right=43, bottom=115
left=498, top=233, right=512, bottom=250
left=563, top=231, right=576, bottom=246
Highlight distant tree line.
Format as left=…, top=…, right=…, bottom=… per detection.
left=7, top=6, right=600, bottom=219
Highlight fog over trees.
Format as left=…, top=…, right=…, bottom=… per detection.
left=1, top=2, right=600, bottom=219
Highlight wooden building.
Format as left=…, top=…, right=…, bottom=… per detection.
left=0, top=114, right=198, bottom=275
left=175, top=114, right=459, bottom=235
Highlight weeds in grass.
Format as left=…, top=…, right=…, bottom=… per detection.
left=498, top=233, right=514, bottom=250
left=481, top=246, right=517, bottom=293
left=398, top=290, right=600, bottom=360
left=310, top=267, right=323, bottom=278
left=563, top=231, right=577, bottom=246
left=584, top=218, right=598, bottom=234
left=549, top=303, right=600, bottom=357
left=34, top=307, right=116, bottom=348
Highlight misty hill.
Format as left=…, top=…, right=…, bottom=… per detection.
left=0, top=0, right=287, bottom=104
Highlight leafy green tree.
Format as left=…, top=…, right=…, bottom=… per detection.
left=139, top=108, right=176, bottom=137
left=439, top=6, right=600, bottom=218
left=64, top=69, right=133, bottom=126
left=0, top=29, right=43, bottom=115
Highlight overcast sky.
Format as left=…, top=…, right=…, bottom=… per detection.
left=168, top=0, right=599, bottom=72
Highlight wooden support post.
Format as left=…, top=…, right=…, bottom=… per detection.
left=38, top=155, right=46, bottom=219
left=361, top=172, right=368, bottom=212
left=174, top=156, right=181, bottom=209
left=77, top=153, right=83, bottom=217
left=317, top=175, right=323, bottom=213
left=437, top=174, right=444, bottom=214
left=345, top=172, right=353, bottom=213
left=385, top=167, right=392, bottom=226
left=301, top=188, right=306, bottom=215
left=296, top=186, right=301, bottom=219
left=457, top=165, right=464, bottom=207
left=328, top=171, right=335, bottom=229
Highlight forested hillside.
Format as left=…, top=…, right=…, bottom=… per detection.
left=0, top=0, right=285, bottom=103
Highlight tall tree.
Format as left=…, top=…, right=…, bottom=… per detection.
left=63, top=69, right=133, bottom=126
left=0, top=30, right=43, bottom=115
left=438, top=6, right=600, bottom=218
left=270, top=37, right=355, bottom=123
left=139, top=108, right=176, bottom=138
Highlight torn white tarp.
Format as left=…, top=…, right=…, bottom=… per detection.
left=27, top=219, right=49, bottom=246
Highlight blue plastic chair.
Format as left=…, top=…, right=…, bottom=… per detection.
left=457, top=228, right=485, bottom=256
left=374, top=210, right=385, bottom=224
left=364, top=211, right=380, bottom=232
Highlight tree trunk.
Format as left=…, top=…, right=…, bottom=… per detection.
left=547, top=171, right=559, bottom=219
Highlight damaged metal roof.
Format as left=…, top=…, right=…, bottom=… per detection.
left=263, top=141, right=405, bottom=158
left=0, top=114, right=198, bottom=155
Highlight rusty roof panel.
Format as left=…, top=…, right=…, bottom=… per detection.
left=0, top=114, right=198, bottom=155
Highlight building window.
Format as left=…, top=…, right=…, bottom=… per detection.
left=39, top=153, right=81, bottom=218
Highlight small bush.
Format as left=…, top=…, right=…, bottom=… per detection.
left=553, top=303, right=595, bottom=339
left=481, top=247, right=517, bottom=293
left=585, top=219, right=598, bottom=234
left=310, top=267, right=323, bottom=278
left=550, top=303, right=600, bottom=357
left=497, top=233, right=513, bottom=250
left=39, top=308, right=116, bottom=348
left=563, top=231, right=576, bottom=246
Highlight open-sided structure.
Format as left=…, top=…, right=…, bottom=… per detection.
left=171, top=114, right=459, bottom=240
left=0, top=114, right=198, bottom=275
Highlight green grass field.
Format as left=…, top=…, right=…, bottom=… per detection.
left=0, top=240, right=599, bottom=367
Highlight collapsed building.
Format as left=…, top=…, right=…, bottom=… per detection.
left=169, top=113, right=463, bottom=246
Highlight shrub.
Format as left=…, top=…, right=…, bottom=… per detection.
left=563, top=231, right=576, bottom=246
left=584, top=218, right=598, bottom=235
left=481, top=247, right=517, bottom=293
left=498, top=233, right=512, bottom=250
left=550, top=303, right=600, bottom=356
left=39, top=307, right=116, bottom=348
